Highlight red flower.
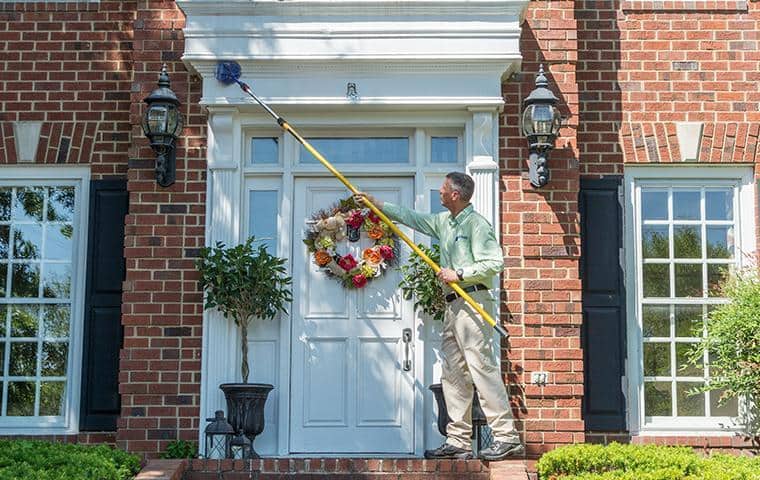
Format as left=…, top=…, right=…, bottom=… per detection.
left=338, top=253, right=358, bottom=271
left=352, top=274, right=368, bottom=288
left=346, top=210, right=365, bottom=229
left=368, top=211, right=381, bottom=223
left=378, top=245, right=394, bottom=260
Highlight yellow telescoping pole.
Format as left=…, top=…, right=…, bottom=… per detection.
left=235, top=81, right=508, bottom=338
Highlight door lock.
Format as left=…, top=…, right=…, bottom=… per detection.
left=402, top=328, right=412, bottom=371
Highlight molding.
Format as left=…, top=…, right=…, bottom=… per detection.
left=12, top=121, right=43, bottom=163
left=200, top=96, right=507, bottom=109
left=207, top=109, right=238, bottom=170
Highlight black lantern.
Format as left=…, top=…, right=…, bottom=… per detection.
left=141, top=64, right=183, bottom=187
left=521, top=65, right=561, bottom=188
left=204, top=410, right=234, bottom=459
left=229, top=433, right=252, bottom=460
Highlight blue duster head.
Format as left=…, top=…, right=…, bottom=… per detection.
left=215, top=62, right=242, bottom=85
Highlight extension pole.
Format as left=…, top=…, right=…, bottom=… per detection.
left=221, top=69, right=508, bottom=338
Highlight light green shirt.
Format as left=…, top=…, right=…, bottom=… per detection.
left=382, top=202, right=504, bottom=288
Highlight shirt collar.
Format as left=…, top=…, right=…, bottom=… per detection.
left=448, top=204, right=474, bottom=226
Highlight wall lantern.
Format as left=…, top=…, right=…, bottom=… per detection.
left=141, top=64, right=183, bottom=188
left=522, top=65, right=561, bottom=188
left=204, top=410, right=234, bottom=459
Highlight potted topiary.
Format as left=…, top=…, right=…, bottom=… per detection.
left=196, top=237, right=292, bottom=458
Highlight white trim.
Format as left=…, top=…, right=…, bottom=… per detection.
left=0, top=165, right=90, bottom=435
left=624, top=165, right=755, bottom=434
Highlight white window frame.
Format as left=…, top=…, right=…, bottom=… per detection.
left=624, top=165, right=755, bottom=434
left=0, top=166, right=90, bottom=434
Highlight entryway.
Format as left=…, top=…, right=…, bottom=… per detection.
left=289, top=177, right=416, bottom=454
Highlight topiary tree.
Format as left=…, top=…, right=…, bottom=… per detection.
left=688, top=270, right=760, bottom=450
left=196, top=237, right=292, bottom=383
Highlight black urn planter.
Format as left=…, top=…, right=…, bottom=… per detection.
left=219, top=383, right=273, bottom=459
left=429, top=383, right=488, bottom=447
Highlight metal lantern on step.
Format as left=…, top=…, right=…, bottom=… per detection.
left=204, top=410, right=234, bottom=459
left=230, top=433, right=253, bottom=459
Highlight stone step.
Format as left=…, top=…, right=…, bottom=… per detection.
left=182, top=458, right=529, bottom=480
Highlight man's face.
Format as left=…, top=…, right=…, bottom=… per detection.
left=439, top=179, right=459, bottom=211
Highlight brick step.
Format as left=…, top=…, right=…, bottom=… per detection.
left=183, top=458, right=528, bottom=480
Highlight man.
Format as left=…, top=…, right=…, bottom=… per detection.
left=355, top=172, right=523, bottom=461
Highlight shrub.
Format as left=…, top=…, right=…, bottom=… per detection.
left=536, top=443, right=760, bottom=480
left=398, top=243, right=445, bottom=321
left=160, top=439, right=197, bottom=459
left=0, top=439, right=141, bottom=480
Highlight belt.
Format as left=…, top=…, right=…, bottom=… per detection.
left=445, top=284, right=488, bottom=303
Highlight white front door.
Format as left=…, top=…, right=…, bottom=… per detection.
left=290, top=177, right=415, bottom=454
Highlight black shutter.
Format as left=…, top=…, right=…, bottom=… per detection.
left=579, top=176, right=627, bottom=431
left=79, top=179, right=128, bottom=431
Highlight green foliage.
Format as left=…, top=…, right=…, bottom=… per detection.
left=160, top=440, right=197, bottom=459
left=537, top=443, right=760, bottom=480
left=398, top=244, right=445, bottom=321
left=196, top=237, right=293, bottom=383
left=0, top=439, right=141, bottom=480
left=686, top=271, right=760, bottom=444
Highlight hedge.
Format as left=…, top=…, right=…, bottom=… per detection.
left=537, top=443, right=760, bottom=480
left=0, top=439, right=141, bottom=480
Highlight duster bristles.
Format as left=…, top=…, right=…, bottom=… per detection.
left=215, top=61, right=242, bottom=85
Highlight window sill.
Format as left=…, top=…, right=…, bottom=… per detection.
left=622, top=0, right=749, bottom=12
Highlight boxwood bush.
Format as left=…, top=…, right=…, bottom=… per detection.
left=537, top=443, right=760, bottom=480
left=0, top=439, right=141, bottom=480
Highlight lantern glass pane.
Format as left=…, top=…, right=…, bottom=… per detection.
left=521, top=107, right=534, bottom=136
left=147, top=106, right=168, bottom=135
left=531, top=104, right=554, bottom=135
left=166, top=107, right=180, bottom=136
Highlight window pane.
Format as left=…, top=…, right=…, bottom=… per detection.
left=642, top=226, right=668, bottom=258
left=42, top=264, right=71, bottom=299
left=642, top=305, right=669, bottom=337
left=39, top=381, right=65, bottom=416
left=0, top=264, right=6, bottom=296
left=431, top=137, right=458, bottom=164
left=674, top=305, right=702, bottom=337
left=706, top=226, right=733, bottom=259
left=47, top=187, right=74, bottom=222
left=0, top=225, right=8, bottom=259
left=9, top=342, right=37, bottom=376
left=250, top=138, right=279, bottom=165
left=641, top=191, right=668, bottom=220
left=644, top=343, right=670, bottom=376
left=300, top=138, right=409, bottom=164
left=13, top=187, right=44, bottom=222
left=0, top=188, right=10, bottom=221
left=13, top=225, right=42, bottom=260
left=44, top=225, right=73, bottom=261
left=41, top=342, right=67, bottom=376
left=42, top=305, right=70, bottom=338
left=11, top=263, right=39, bottom=298
left=643, top=264, right=669, bottom=297
left=707, top=264, right=729, bottom=297
left=676, top=343, right=701, bottom=377
left=0, top=305, right=5, bottom=337
left=710, top=390, right=738, bottom=417
left=7, top=381, right=35, bottom=416
left=673, top=190, right=700, bottom=220
left=677, top=382, right=705, bottom=416
left=11, top=305, right=38, bottom=337
left=674, top=264, right=702, bottom=297
left=705, top=189, right=732, bottom=221
left=644, top=382, right=672, bottom=416
left=673, top=226, right=701, bottom=259
left=248, top=191, right=278, bottom=253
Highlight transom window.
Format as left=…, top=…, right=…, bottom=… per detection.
left=0, top=182, right=81, bottom=428
left=631, top=171, right=753, bottom=430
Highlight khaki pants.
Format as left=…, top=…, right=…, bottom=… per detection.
left=440, top=290, right=520, bottom=450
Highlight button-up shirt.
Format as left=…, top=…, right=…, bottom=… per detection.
left=382, top=202, right=504, bottom=289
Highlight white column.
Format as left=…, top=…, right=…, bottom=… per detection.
left=200, top=107, right=241, bottom=447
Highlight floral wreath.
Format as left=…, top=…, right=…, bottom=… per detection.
left=303, top=196, right=399, bottom=289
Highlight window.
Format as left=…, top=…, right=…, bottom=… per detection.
left=248, top=190, right=278, bottom=253
left=430, top=137, right=458, bottom=164
left=250, top=138, right=279, bottom=165
left=0, top=171, right=87, bottom=431
left=628, top=167, right=754, bottom=431
left=299, top=138, right=409, bottom=164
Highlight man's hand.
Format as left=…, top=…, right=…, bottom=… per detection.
left=353, top=192, right=383, bottom=209
left=437, top=268, right=459, bottom=283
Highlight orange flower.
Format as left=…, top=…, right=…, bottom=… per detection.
left=362, top=248, right=383, bottom=265
left=367, top=224, right=385, bottom=240
left=314, top=250, right=332, bottom=267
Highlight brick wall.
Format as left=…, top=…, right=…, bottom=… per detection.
left=500, top=0, right=584, bottom=458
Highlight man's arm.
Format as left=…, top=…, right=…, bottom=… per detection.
left=355, top=193, right=440, bottom=238
left=460, top=222, right=504, bottom=284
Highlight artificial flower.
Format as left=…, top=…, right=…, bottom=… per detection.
left=367, top=224, right=385, bottom=240
left=338, top=253, right=358, bottom=271
left=362, top=247, right=383, bottom=265
left=368, top=211, right=381, bottom=223
left=346, top=210, right=365, bottom=229
left=360, top=263, right=378, bottom=278
left=314, top=250, right=332, bottom=267
left=352, top=274, right=368, bottom=288
left=378, top=244, right=394, bottom=260
left=317, top=236, right=335, bottom=249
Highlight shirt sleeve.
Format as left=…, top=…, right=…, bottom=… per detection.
left=460, top=221, right=504, bottom=284
left=382, top=202, right=440, bottom=239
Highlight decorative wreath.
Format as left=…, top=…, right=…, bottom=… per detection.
left=303, top=196, right=399, bottom=289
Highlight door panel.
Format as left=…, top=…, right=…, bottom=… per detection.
left=290, top=177, right=415, bottom=454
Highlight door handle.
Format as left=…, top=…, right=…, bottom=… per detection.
left=402, top=328, right=412, bottom=371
